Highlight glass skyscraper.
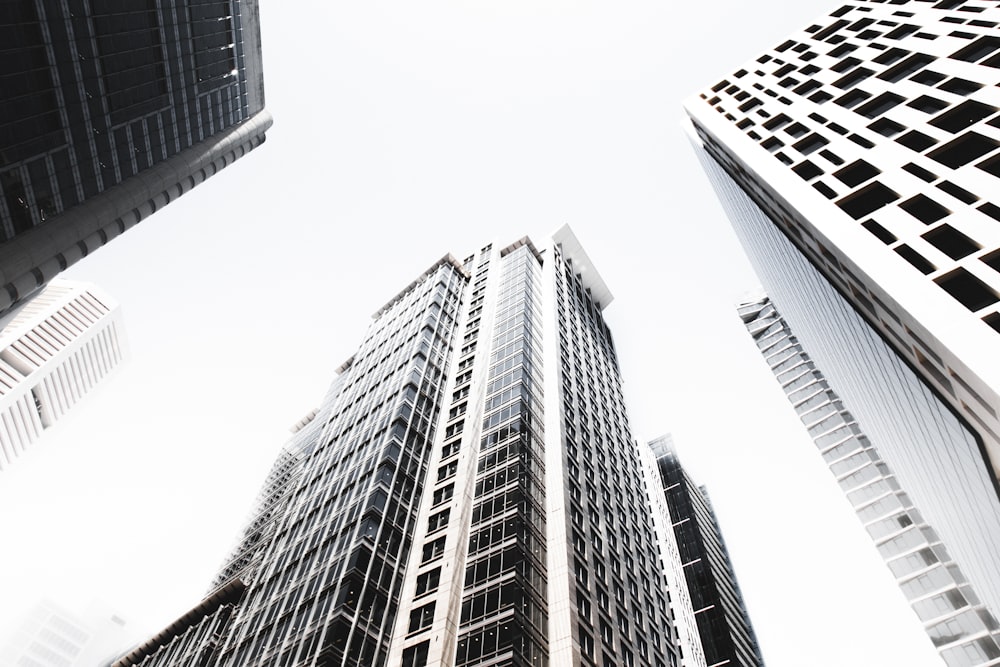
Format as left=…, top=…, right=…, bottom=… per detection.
left=0, top=0, right=271, bottom=315
left=645, top=436, right=764, bottom=667
left=111, top=228, right=693, bottom=667
left=685, top=3, right=1000, bottom=664
left=739, top=295, right=999, bottom=666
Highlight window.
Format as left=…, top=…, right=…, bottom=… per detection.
left=422, top=537, right=446, bottom=563
left=793, top=133, right=829, bottom=155
left=923, top=225, right=980, bottom=260
left=896, top=131, right=937, bottom=152
left=908, top=95, right=948, bottom=114
left=928, top=132, right=1000, bottom=168
left=869, top=117, right=904, bottom=137
left=402, top=641, right=430, bottom=667
left=837, top=182, right=900, bottom=219
left=900, top=194, right=950, bottom=224
left=428, top=508, right=450, bottom=532
left=432, top=484, right=454, bottom=506
left=408, top=602, right=436, bottom=633
left=856, top=92, right=905, bottom=119
left=834, top=160, right=880, bottom=187
left=930, top=100, right=997, bottom=134
left=936, top=269, right=1000, bottom=311
left=793, top=160, right=823, bottom=180
left=415, top=567, right=441, bottom=596
left=895, top=245, right=937, bottom=275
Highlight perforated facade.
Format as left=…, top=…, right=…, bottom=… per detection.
left=685, top=0, right=1000, bottom=492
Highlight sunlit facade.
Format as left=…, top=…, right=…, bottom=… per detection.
left=0, top=0, right=271, bottom=315
left=686, top=4, right=1000, bottom=665
left=113, top=228, right=691, bottom=667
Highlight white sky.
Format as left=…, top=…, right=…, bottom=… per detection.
left=0, top=1, right=944, bottom=665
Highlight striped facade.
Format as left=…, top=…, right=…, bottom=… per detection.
left=0, top=278, right=125, bottom=467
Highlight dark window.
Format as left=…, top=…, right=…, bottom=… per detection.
left=856, top=92, right=905, bottom=119
left=903, top=162, right=937, bottom=182
left=911, top=70, right=946, bottom=86
left=937, top=180, right=978, bottom=204
left=835, top=160, right=880, bottom=187
left=982, top=250, right=1000, bottom=274
left=862, top=219, right=897, bottom=244
left=950, top=35, right=1000, bottom=62
left=923, top=225, right=980, bottom=260
left=896, top=246, right=937, bottom=275
left=416, top=567, right=441, bottom=596
left=873, top=47, right=910, bottom=65
left=834, top=67, right=874, bottom=89
left=837, top=182, right=900, bottom=219
left=402, top=641, right=430, bottom=667
left=814, top=181, right=837, bottom=199
left=763, top=113, right=791, bottom=130
left=885, top=24, right=918, bottom=40
left=848, top=133, right=875, bottom=149
left=820, top=149, right=845, bottom=165
left=930, top=101, right=997, bottom=134
left=936, top=269, right=999, bottom=311
left=793, top=133, right=829, bottom=155
left=835, top=89, right=872, bottom=109
left=979, top=203, right=1000, bottom=223
left=897, top=131, right=937, bottom=151
left=983, top=313, right=1000, bottom=334
left=785, top=122, right=809, bottom=137
left=939, top=77, right=982, bottom=95
left=810, top=90, right=834, bottom=104
left=869, top=118, right=905, bottom=136
left=977, top=154, right=1000, bottom=179
left=908, top=96, right=948, bottom=114
left=928, top=132, right=1000, bottom=168
left=831, top=56, right=862, bottom=73
left=879, top=53, right=936, bottom=82
left=408, top=602, right=436, bottom=633
left=900, top=194, right=950, bottom=224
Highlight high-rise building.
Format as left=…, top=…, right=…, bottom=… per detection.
left=739, top=294, right=999, bottom=666
left=112, top=227, right=692, bottom=667
left=645, top=435, right=764, bottom=667
left=684, top=1, right=1000, bottom=490
left=685, top=3, right=1000, bottom=663
left=0, top=278, right=125, bottom=467
left=0, top=0, right=271, bottom=315
left=0, top=599, right=129, bottom=667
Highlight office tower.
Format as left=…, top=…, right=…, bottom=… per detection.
left=645, top=435, right=764, bottom=667
left=0, top=278, right=125, bottom=467
left=113, top=227, right=689, bottom=667
left=0, top=599, right=129, bottom=667
left=684, top=1, right=1000, bottom=489
left=0, top=0, right=271, bottom=315
left=685, top=3, right=1000, bottom=664
left=739, top=295, right=1000, bottom=666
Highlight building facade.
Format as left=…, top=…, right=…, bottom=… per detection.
left=645, top=436, right=764, bottom=667
left=685, top=0, right=1000, bottom=491
left=685, top=4, right=1000, bottom=664
left=0, top=0, right=271, bottom=314
left=0, top=599, right=129, bottom=667
left=739, top=295, right=1000, bottom=666
left=0, top=278, right=125, bottom=468
left=112, top=228, right=690, bottom=667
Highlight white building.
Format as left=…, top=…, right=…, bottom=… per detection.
left=0, top=279, right=125, bottom=468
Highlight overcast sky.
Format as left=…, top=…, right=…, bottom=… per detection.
left=1, top=1, right=944, bottom=665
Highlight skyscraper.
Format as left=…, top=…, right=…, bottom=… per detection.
left=645, top=436, right=764, bottom=667
left=685, top=1, right=1000, bottom=491
left=112, top=227, right=691, bottom=667
left=0, top=599, right=129, bottom=667
left=684, top=2, right=1000, bottom=661
left=0, top=0, right=271, bottom=315
left=0, top=278, right=125, bottom=467
left=739, top=294, right=999, bottom=666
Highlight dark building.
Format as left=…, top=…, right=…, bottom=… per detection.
left=0, top=0, right=271, bottom=314
left=111, top=228, right=693, bottom=667
left=649, top=435, right=764, bottom=667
